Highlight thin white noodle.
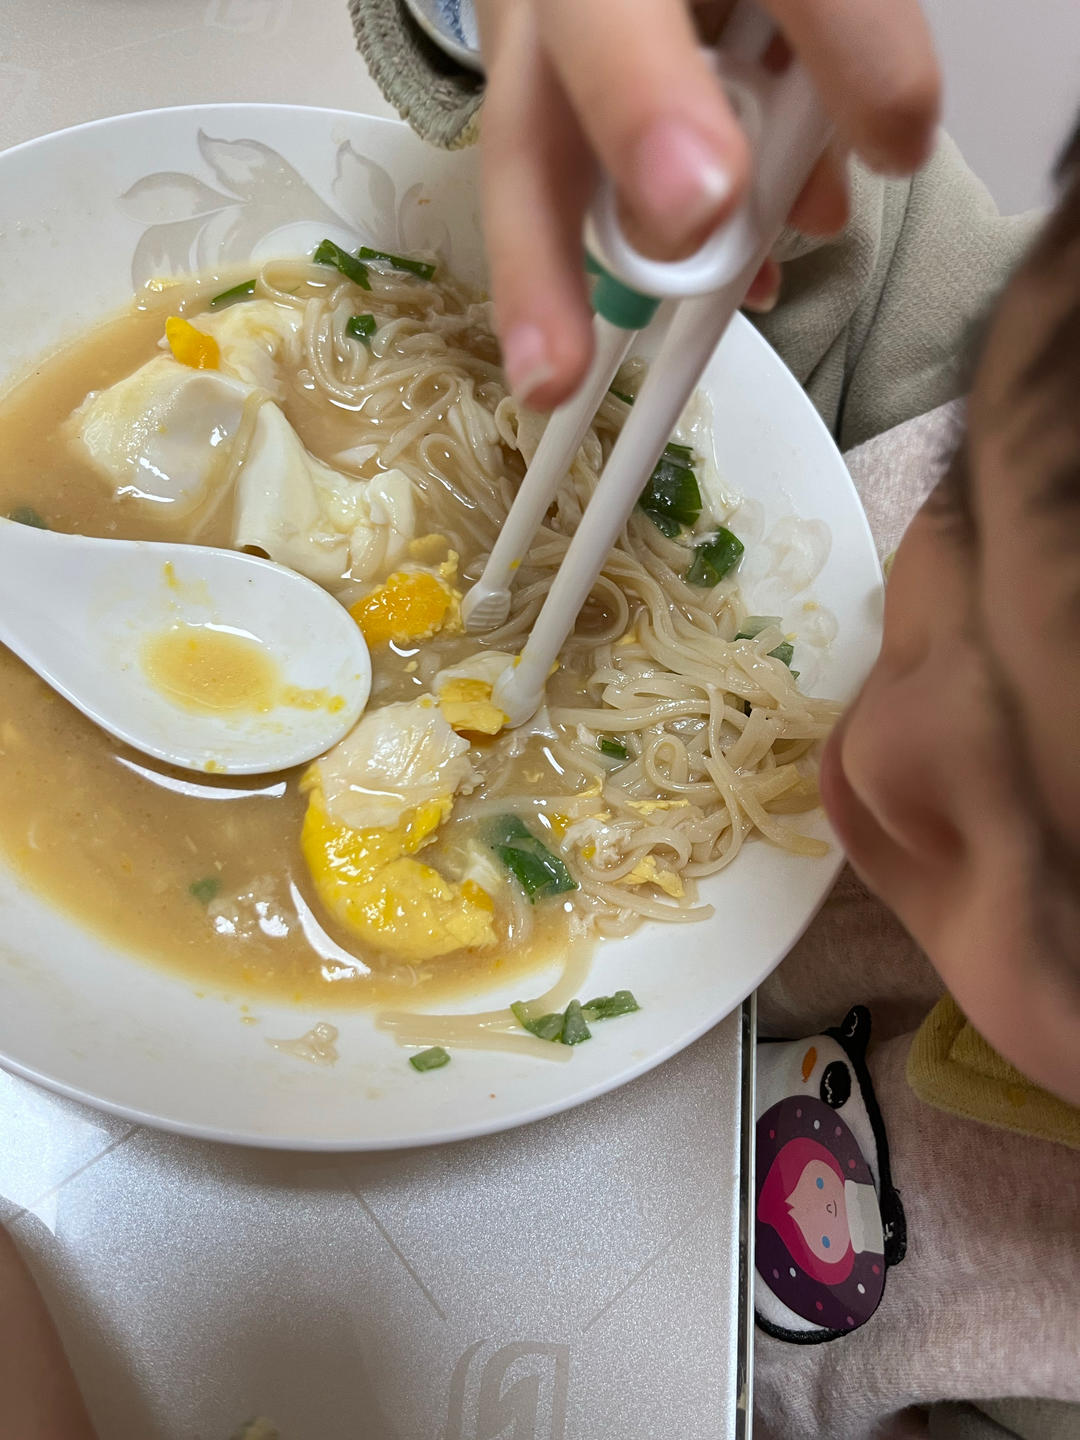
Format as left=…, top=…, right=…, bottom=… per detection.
left=221, top=257, right=842, bottom=1045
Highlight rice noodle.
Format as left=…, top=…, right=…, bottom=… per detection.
left=241, top=258, right=841, bottom=1028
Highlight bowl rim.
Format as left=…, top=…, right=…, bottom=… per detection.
left=0, top=101, right=875, bottom=1149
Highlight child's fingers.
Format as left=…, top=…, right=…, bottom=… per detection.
left=743, top=256, right=782, bottom=313
left=787, top=144, right=851, bottom=237
left=763, top=0, right=941, bottom=174
left=532, top=0, right=752, bottom=258
left=479, top=1, right=596, bottom=407
left=0, top=1227, right=99, bottom=1440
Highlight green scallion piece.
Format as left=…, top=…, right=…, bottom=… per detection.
left=598, top=736, right=629, bottom=761
left=639, top=454, right=702, bottom=529
left=357, top=246, right=436, bottom=281
left=610, top=388, right=635, bottom=406
left=511, top=1002, right=565, bottom=1042
left=7, top=506, right=48, bottom=529
left=643, top=509, right=681, bottom=538
left=189, top=876, right=221, bottom=905
left=734, top=616, right=781, bottom=641
left=345, top=313, right=377, bottom=343
left=409, top=1046, right=451, bottom=1072
left=312, top=238, right=371, bottom=290
left=533, top=1014, right=566, bottom=1041
left=582, top=990, right=641, bottom=1022
left=734, top=618, right=795, bottom=668
left=513, top=990, right=639, bottom=1047
left=209, top=278, right=257, bottom=309
left=488, top=815, right=577, bottom=903
left=685, top=527, right=744, bottom=587
left=663, top=441, right=695, bottom=464
left=560, top=1000, right=592, bottom=1046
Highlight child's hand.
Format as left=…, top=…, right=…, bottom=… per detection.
left=0, top=1225, right=98, bottom=1438
left=476, top=0, right=941, bottom=407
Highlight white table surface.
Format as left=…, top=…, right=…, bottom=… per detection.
left=0, top=4, right=752, bottom=1436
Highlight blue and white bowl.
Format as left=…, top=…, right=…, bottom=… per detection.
left=403, top=0, right=482, bottom=73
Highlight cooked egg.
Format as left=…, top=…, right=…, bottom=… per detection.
left=620, top=854, right=685, bottom=898
left=300, top=792, right=495, bottom=963
left=433, top=651, right=516, bottom=735
left=165, top=315, right=220, bottom=370
left=72, top=355, right=251, bottom=515
left=300, top=697, right=491, bottom=962
left=77, top=312, right=418, bottom=583
left=350, top=567, right=461, bottom=648
left=232, top=401, right=353, bottom=585
left=625, top=798, right=690, bottom=816
left=196, top=299, right=303, bottom=397
left=307, top=696, right=474, bottom=832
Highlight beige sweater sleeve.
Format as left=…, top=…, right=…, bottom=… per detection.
left=348, top=6, right=1039, bottom=446
left=755, top=134, right=1039, bottom=448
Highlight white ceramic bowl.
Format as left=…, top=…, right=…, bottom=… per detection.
left=0, top=105, right=882, bottom=1149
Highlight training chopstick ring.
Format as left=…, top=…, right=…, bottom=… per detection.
left=586, top=49, right=804, bottom=302
left=488, top=34, right=833, bottom=728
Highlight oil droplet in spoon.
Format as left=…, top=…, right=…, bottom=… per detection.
left=142, top=624, right=279, bottom=715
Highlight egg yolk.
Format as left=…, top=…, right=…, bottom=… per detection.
left=300, top=791, right=495, bottom=963
left=620, top=854, right=685, bottom=897
left=436, top=678, right=509, bottom=736
left=349, top=570, right=458, bottom=648
left=165, top=316, right=220, bottom=370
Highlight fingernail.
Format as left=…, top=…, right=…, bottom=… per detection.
left=744, top=288, right=779, bottom=315
left=633, top=118, right=734, bottom=245
left=502, top=323, right=554, bottom=404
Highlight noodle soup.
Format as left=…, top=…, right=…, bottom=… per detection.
left=0, top=249, right=839, bottom=1010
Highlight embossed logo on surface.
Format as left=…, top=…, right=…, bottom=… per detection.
left=446, top=1340, right=570, bottom=1440
left=203, top=0, right=292, bottom=36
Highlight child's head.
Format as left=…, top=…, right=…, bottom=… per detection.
left=821, top=116, right=1080, bottom=1104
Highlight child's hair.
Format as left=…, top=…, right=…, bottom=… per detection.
left=1013, top=113, right=1080, bottom=516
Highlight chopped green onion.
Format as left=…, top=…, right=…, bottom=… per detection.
left=560, top=999, right=592, bottom=1046
left=345, top=312, right=377, bottom=343
left=7, top=505, right=48, bottom=529
left=639, top=454, right=702, bottom=529
left=686, top=527, right=744, bottom=587
left=189, top=876, right=220, bottom=905
left=582, top=990, right=641, bottom=1021
left=409, top=1046, right=450, bottom=1072
left=643, top=509, right=681, bottom=538
left=209, top=278, right=256, bottom=309
left=734, top=616, right=781, bottom=641
left=598, top=735, right=630, bottom=762
left=512, top=990, right=640, bottom=1046
left=609, top=388, right=635, bottom=406
left=312, top=238, right=371, bottom=290
left=357, top=246, right=436, bottom=281
left=532, top=1014, right=566, bottom=1042
left=510, top=1002, right=565, bottom=1042
left=488, top=815, right=577, bottom=903
left=663, top=441, right=695, bottom=464
left=734, top=618, right=795, bottom=668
